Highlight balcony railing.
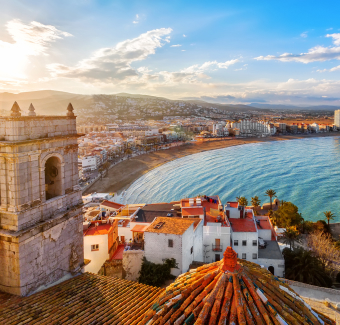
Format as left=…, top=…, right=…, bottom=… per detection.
left=212, top=244, right=223, bottom=252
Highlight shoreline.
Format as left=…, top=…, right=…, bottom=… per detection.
left=84, top=133, right=340, bottom=195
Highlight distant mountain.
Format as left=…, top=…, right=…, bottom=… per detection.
left=0, top=90, right=92, bottom=115
left=1, top=90, right=337, bottom=121
left=250, top=103, right=339, bottom=111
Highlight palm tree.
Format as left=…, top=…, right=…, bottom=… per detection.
left=283, top=248, right=332, bottom=287
left=283, top=227, right=299, bottom=250
left=251, top=196, right=261, bottom=215
left=265, top=189, right=277, bottom=210
left=237, top=197, right=248, bottom=207
left=323, top=211, right=335, bottom=225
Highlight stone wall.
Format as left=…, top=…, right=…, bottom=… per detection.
left=0, top=208, right=83, bottom=296
left=122, top=250, right=144, bottom=281
left=0, top=116, right=77, bottom=141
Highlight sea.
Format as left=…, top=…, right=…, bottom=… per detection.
left=123, top=136, right=340, bottom=223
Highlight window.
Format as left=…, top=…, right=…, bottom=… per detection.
left=242, top=253, right=246, bottom=259
left=215, top=254, right=220, bottom=262
left=242, top=240, right=247, bottom=246
left=190, top=246, right=193, bottom=254
left=252, top=253, right=257, bottom=259
left=168, top=239, right=173, bottom=247
left=234, top=240, right=238, bottom=246
left=91, top=244, right=99, bottom=251
left=253, top=240, right=257, bottom=246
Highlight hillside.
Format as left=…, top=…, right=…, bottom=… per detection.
left=0, top=90, right=337, bottom=122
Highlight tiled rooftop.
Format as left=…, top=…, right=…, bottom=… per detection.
left=229, top=217, right=257, bottom=232
left=141, top=247, right=335, bottom=325
left=0, top=273, right=164, bottom=325
left=145, top=217, right=201, bottom=235
left=100, top=200, right=125, bottom=209
left=84, top=223, right=113, bottom=236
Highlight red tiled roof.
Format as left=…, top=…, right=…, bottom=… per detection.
left=131, top=224, right=149, bottom=232
left=0, top=273, right=164, bottom=325
left=256, top=217, right=272, bottom=230
left=229, top=218, right=256, bottom=232
left=141, top=248, right=333, bottom=325
left=111, top=244, right=125, bottom=260
left=100, top=200, right=125, bottom=209
left=182, top=207, right=204, bottom=216
left=84, top=223, right=113, bottom=236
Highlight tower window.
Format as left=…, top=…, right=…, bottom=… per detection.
left=45, top=156, right=62, bottom=200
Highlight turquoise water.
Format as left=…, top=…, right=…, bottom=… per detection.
left=124, top=137, right=340, bottom=223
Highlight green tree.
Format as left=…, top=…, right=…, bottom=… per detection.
left=251, top=196, right=261, bottom=215
left=323, top=211, right=335, bottom=225
left=265, top=189, right=277, bottom=210
left=237, top=196, right=248, bottom=207
left=282, top=227, right=299, bottom=250
left=124, top=148, right=133, bottom=158
left=283, top=247, right=332, bottom=287
left=138, top=258, right=178, bottom=287
left=272, top=202, right=303, bottom=228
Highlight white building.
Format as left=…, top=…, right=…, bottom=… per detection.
left=225, top=201, right=285, bottom=277
left=334, top=109, right=340, bottom=128
left=83, top=220, right=118, bottom=273
left=144, top=217, right=203, bottom=276
left=228, top=119, right=276, bottom=137
left=181, top=196, right=231, bottom=264
left=81, top=155, right=100, bottom=171
left=82, top=192, right=114, bottom=204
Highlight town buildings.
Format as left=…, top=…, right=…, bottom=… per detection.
left=334, top=109, right=340, bottom=128
left=144, top=217, right=203, bottom=276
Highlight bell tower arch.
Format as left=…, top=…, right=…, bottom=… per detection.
left=0, top=102, right=84, bottom=296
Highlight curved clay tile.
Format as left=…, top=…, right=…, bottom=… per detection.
left=141, top=247, right=335, bottom=325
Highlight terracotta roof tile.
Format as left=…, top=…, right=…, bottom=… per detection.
left=141, top=247, right=335, bottom=325
left=0, top=273, right=164, bottom=325
left=229, top=217, right=257, bottom=232
left=145, top=217, right=201, bottom=235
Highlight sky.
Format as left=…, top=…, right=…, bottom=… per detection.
left=1, top=0, right=340, bottom=105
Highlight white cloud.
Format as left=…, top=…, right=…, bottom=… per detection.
left=326, top=28, right=333, bottom=31
left=183, top=34, right=186, bottom=37
left=300, top=31, right=308, bottom=38
left=326, top=33, right=340, bottom=45
left=255, top=33, right=340, bottom=63
left=170, top=44, right=182, bottom=47
left=317, top=64, right=340, bottom=73
left=0, top=19, right=71, bottom=79
left=181, top=50, right=186, bottom=52
left=133, top=14, right=140, bottom=24
left=49, top=28, right=172, bottom=82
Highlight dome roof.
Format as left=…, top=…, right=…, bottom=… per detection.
left=141, top=247, right=334, bottom=325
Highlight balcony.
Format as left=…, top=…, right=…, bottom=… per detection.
left=212, top=244, right=223, bottom=252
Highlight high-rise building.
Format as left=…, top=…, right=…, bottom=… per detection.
left=334, top=109, right=340, bottom=128
left=0, top=102, right=83, bottom=295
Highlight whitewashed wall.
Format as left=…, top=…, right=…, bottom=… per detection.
left=84, top=234, right=109, bottom=273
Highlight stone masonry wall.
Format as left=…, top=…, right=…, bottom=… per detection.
left=0, top=117, right=76, bottom=141
left=0, top=210, right=83, bottom=296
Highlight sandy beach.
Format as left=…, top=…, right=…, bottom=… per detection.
left=84, top=133, right=339, bottom=195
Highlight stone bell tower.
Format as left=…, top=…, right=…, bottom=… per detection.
left=0, top=102, right=83, bottom=296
